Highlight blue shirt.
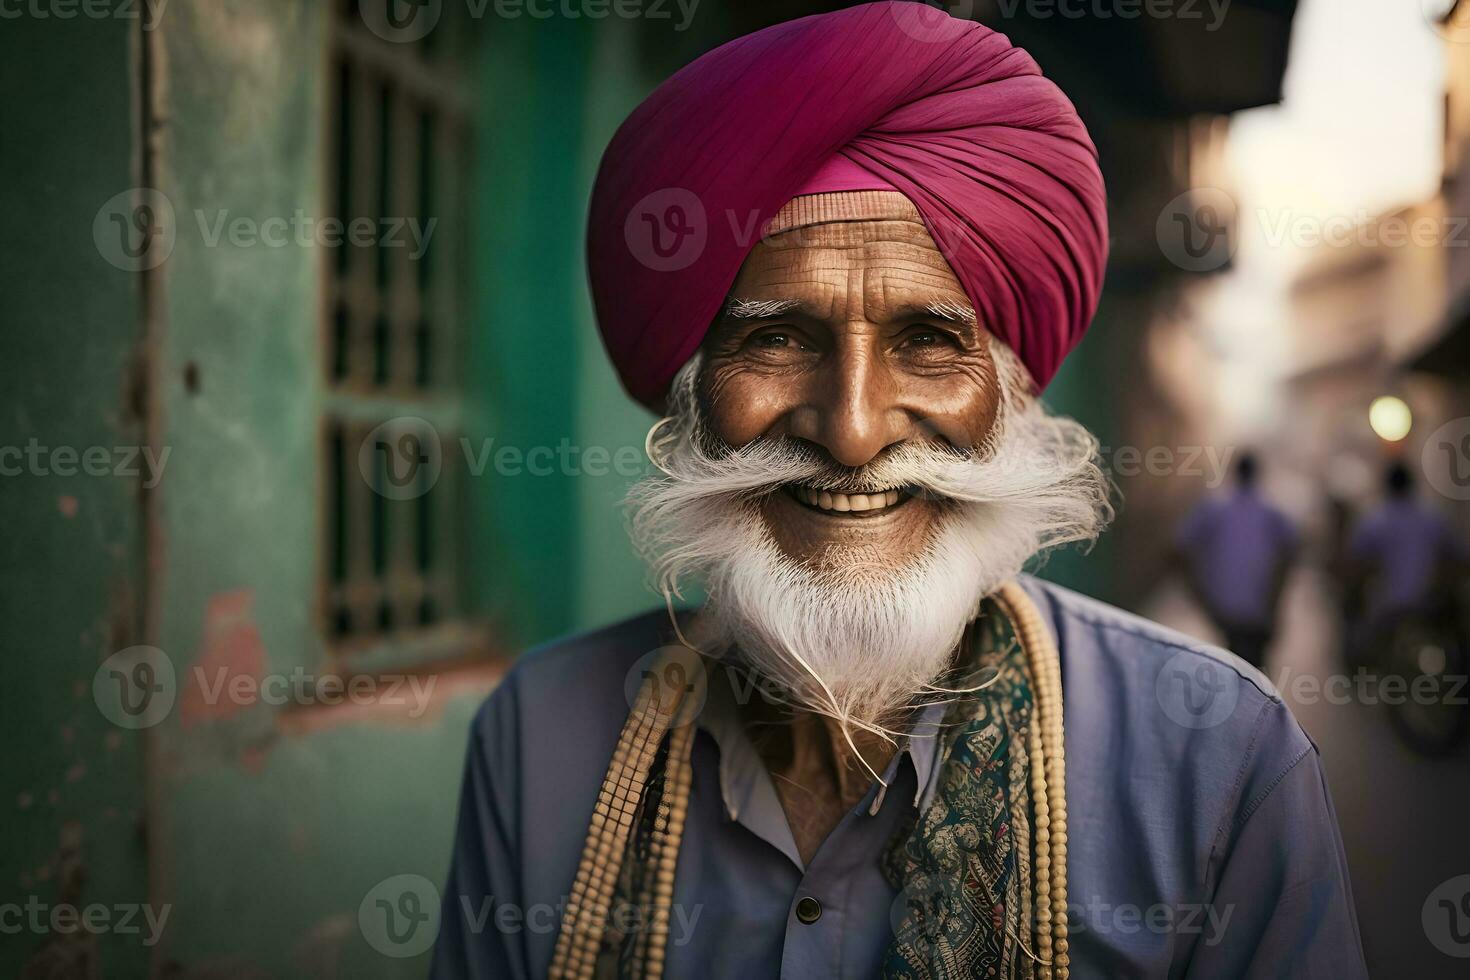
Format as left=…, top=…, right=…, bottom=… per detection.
left=1176, top=488, right=1297, bottom=628
left=432, top=576, right=1366, bottom=979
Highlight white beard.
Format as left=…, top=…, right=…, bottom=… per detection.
left=627, top=341, right=1111, bottom=734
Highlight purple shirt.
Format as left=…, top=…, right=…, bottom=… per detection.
left=1177, top=488, right=1297, bottom=628
left=431, top=577, right=1366, bottom=979
left=1348, top=498, right=1466, bottom=617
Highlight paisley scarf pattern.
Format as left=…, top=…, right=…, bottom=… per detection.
left=882, top=599, right=1040, bottom=979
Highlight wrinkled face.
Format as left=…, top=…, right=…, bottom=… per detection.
left=697, top=217, right=1002, bottom=567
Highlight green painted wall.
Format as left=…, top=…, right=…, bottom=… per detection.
left=0, top=13, right=152, bottom=979
left=2, top=5, right=1123, bottom=977
left=145, top=3, right=500, bottom=976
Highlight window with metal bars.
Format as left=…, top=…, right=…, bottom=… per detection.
left=322, top=0, right=469, bottom=655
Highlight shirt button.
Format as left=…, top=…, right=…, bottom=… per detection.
left=795, top=896, right=822, bottom=924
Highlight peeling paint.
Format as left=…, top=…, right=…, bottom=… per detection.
left=181, top=589, right=267, bottom=729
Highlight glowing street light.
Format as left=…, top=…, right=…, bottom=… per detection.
left=1368, top=395, right=1413, bottom=442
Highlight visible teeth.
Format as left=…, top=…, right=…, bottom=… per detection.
left=793, top=485, right=906, bottom=514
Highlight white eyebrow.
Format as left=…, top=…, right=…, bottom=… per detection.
left=722, top=297, right=801, bottom=320
left=926, top=300, right=977, bottom=325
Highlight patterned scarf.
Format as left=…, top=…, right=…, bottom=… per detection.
left=882, top=599, right=1041, bottom=979
left=551, top=584, right=1066, bottom=980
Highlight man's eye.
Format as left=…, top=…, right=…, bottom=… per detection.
left=754, top=332, right=793, bottom=348
left=904, top=328, right=951, bottom=349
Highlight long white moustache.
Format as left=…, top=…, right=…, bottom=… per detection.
left=626, top=343, right=1112, bottom=753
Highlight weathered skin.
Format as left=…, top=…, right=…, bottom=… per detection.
left=695, top=217, right=1001, bottom=863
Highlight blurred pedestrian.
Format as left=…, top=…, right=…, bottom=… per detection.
left=1344, top=462, right=1467, bottom=647
left=1173, top=452, right=1298, bottom=669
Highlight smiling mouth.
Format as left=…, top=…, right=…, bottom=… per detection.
left=786, top=484, right=911, bottom=517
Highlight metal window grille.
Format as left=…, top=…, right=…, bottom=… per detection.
left=322, top=0, right=470, bottom=653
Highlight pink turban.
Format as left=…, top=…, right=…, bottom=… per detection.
left=588, top=1, right=1109, bottom=411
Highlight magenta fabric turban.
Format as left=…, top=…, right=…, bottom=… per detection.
left=587, top=1, right=1109, bottom=411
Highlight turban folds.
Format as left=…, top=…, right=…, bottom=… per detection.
left=588, top=1, right=1109, bottom=410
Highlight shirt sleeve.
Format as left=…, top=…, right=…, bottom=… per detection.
left=1182, top=744, right=1367, bottom=980
left=431, top=684, right=530, bottom=980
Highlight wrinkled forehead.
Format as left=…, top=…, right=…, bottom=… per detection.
left=729, top=215, right=972, bottom=321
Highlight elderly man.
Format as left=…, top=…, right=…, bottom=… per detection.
left=433, top=5, right=1365, bottom=978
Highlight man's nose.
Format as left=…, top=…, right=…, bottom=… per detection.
left=790, top=348, right=908, bottom=468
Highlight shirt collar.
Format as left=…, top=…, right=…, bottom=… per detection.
left=697, top=658, right=949, bottom=824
